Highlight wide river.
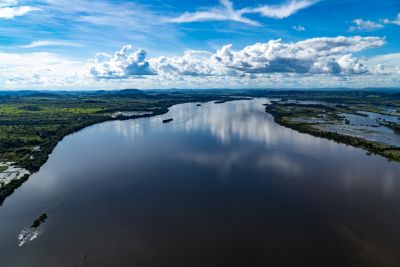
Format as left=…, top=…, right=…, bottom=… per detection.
left=1, top=99, right=400, bottom=267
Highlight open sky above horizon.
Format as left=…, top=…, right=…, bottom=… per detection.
left=0, top=0, right=399, bottom=90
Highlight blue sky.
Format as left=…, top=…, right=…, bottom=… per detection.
left=0, top=0, right=399, bottom=89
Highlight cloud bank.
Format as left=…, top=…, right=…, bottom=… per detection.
left=89, top=36, right=384, bottom=80
left=0, top=36, right=397, bottom=90
left=211, top=36, right=382, bottom=75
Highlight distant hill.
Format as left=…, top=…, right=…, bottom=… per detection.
left=84, top=89, right=146, bottom=97
left=0, top=88, right=399, bottom=98
left=0, top=89, right=147, bottom=97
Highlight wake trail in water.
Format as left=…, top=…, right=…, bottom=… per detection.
left=18, top=227, right=44, bottom=247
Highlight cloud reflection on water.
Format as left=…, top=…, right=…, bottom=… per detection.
left=110, top=98, right=400, bottom=199
left=113, top=99, right=331, bottom=152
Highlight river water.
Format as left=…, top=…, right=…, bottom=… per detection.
left=1, top=98, right=400, bottom=267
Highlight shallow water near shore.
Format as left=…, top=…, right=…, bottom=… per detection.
left=1, top=98, right=400, bottom=267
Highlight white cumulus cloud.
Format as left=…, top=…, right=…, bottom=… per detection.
left=150, top=50, right=215, bottom=77
left=211, top=36, right=383, bottom=75
left=365, top=53, right=400, bottom=75
left=88, top=45, right=156, bottom=79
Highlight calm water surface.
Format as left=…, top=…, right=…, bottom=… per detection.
left=1, top=99, right=400, bottom=267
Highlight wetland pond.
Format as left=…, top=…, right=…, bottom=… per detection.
left=1, top=98, right=400, bottom=267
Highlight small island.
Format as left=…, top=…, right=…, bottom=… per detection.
left=31, top=213, right=48, bottom=228
left=162, top=118, right=173, bottom=123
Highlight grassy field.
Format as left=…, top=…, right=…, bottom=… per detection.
left=0, top=165, right=7, bottom=173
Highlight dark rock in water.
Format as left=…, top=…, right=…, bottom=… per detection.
left=162, top=118, right=173, bottom=123
left=31, top=213, right=48, bottom=228
left=196, top=104, right=202, bottom=106
left=214, top=100, right=225, bottom=104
